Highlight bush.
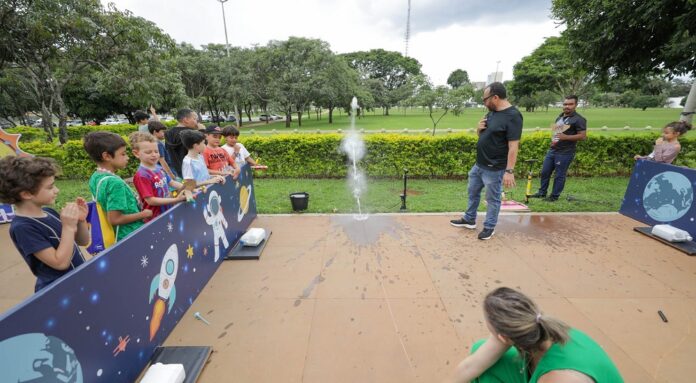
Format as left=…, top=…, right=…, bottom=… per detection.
left=5, top=120, right=179, bottom=142
left=15, top=132, right=694, bottom=180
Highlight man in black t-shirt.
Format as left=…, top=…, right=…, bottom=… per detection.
left=165, top=108, right=199, bottom=177
left=450, top=82, right=523, bottom=240
left=531, top=95, right=587, bottom=201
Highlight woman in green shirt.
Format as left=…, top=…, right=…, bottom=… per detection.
left=446, top=287, right=624, bottom=383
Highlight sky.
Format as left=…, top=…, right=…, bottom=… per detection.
left=103, top=0, right=562, bottom=86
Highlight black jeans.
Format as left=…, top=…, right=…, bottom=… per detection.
left=538, top=150, right=575, bottom=198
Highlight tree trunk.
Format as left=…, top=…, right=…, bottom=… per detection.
left=329, top=105, right=334, bottom=124
left=55, top=94, right=69, bottom=144
left=40, top=103, right=54, bottom=143
left=297, top=111, right=303, bottom=127
left=245, top=102, right=252, bottom=122
left=385, top=106, right=390, bottom=116
left=681, top=80, right=696, bottom=125
left=285, top=107, right=291, bottom=128
left=236, top=105, right=244, bottom=127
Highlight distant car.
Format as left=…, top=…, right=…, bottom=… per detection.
left=66, top=119, right=82, bottom=126
left=259, top=114, right=273, bottom=121
left=102, top=118, right=119, bottom=125
left=161, top=116, right=175, bottom=122
left=225, top=115, right=237, bottom=123
left=271, top=114, right=283, bottom=120
left=211, top=115, right=226, bottom=123
left=32, top=119, right=57, bottom=127
left=200, top=115, right=211, bottom=122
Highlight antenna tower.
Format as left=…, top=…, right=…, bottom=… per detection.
left=404, top=0, right=411, bottom=57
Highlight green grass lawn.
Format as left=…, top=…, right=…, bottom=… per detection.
left=54, top=176, right=629, bottom=214
left=244, top=107, right=680, bottom=133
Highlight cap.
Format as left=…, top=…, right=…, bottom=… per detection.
left=204, top=125, right=222, bottom=134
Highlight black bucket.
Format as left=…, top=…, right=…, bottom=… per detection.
left=289, top=192, right=309, bottom=211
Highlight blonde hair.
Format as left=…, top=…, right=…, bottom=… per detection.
left=128, top=132, right=157, bottom=151
left=484, top=287, right=569, bottom=361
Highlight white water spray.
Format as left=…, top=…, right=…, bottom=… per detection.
left=341, top=97, right=368, bottom=221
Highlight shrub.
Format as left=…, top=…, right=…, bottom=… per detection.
left=14, top=132, right=694, bottom=180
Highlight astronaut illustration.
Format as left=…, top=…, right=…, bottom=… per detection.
left=203, top=190, right=229, bottom=261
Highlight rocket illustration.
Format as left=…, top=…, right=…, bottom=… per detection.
left=148, top=244, right=178, bottom=341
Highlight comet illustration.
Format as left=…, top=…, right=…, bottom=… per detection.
left=148, top=244, right=178, bottom=341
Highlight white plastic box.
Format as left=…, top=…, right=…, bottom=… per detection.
left=140, top=363, right=186, bottom=383
left=651, top=224, right=693, bottom=242
left=240, top=228, right=267, bottom=247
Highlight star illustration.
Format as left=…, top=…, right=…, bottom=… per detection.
left=167, top=222, right=173, bottom=233
left=186, top=244, right=194, bottom=259
left=140, top=256, right=148, bottom=268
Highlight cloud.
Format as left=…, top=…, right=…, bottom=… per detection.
left=102, top=0, right=560, bottom=85
left=356, top=0, right=553, bottom=34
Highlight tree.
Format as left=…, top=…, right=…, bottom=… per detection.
left=412, top=76, right=472, bottom=135
left=267, top=37, right=333, bottom=127
left=173, top=43, right=220, bottom=116
left=552, top=0, right=696, bottom=122
left=511, top=35, right=592, bottom=101
left=315, top=55, right=360, bottom=124
left=0, top=68, right=36, bottom=125
left=447, top=69, right=470, bottom=89
left=342, top=49, right=422, bottom=115
left=632, top=95, right=667, bottom=111
left=1, top=0, right=177, bottom=142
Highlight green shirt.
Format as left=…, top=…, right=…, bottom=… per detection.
left=530, top=328, right=624, bottom=383
left=89, top=171, right=143, bottom=241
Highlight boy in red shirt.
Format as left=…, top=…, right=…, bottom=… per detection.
left=129, top=132, right=187, bottom=222
left=203, top=125, right=240, bottom=180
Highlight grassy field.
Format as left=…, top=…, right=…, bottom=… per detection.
left=243, top=107, right=681, bottom=133
left=54, top=176, right=629, bottom=214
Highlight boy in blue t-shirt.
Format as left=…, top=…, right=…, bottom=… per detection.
left=0, top=156, right=90, bottom=292
left=180, top=129, right=225, bottom=187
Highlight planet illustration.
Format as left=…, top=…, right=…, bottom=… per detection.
left=642, top=171, right=693, bottom=222
left=0, top=333, right=83, bottom=382
left=237, top=185, right=252, bottom=222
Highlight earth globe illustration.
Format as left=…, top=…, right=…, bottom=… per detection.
left=0, top=333, right=83, bottom=382
left=642, top=171, right=693, bottom=222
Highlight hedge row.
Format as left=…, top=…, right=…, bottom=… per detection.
left=5, top=121, right=179, bottom=142
left=15, top=133, right=695, bottom=180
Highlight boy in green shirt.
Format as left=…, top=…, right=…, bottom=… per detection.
left=84, top=132, right=152, bottom=241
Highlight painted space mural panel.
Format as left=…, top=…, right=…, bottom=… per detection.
left=0, top=165, right=257, bottom=382
left=620, top=160, right=695, bottom=237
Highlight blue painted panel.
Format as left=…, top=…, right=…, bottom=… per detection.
left=0, top=165, right=257, bottom=382
left=620, top=160, right=695, bottom=237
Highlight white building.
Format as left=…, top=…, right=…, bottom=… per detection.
left=471, top=81, right=486, bottom=90
left=487, top=72, right=503, bottom=84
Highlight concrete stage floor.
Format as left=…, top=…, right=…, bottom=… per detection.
left=1, top=213, right=695, bottom=382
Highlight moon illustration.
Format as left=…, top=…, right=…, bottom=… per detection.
left=237, top=185, right=252, bottom=222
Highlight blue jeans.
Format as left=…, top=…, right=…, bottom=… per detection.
left=464, top=164, right=505, bottom=230
left=538, top=150, right=575, bottom=198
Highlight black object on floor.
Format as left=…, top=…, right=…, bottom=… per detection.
left=148, top=346, right=212, bottom=383
left=225, top=230, right=272, bottom=260
left=290, top=192, right=309, bottom=211
left=634, top=227, right=696, bottom=256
